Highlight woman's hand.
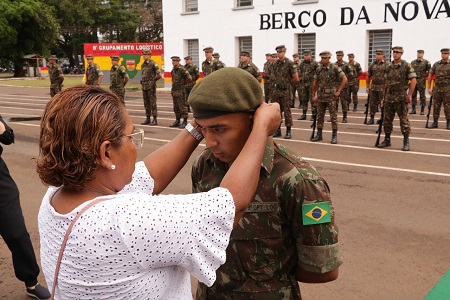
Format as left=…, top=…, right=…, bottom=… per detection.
left=253, top=102, right=281, bottom=136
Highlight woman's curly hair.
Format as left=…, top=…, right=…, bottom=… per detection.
left=36, top=85, right=126, bottom=192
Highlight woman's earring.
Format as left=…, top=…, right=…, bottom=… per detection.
left=111, top=165, right=116, bottom=170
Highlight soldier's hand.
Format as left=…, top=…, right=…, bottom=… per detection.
left=366, top=88, right=370, bottom=94
left=380, top=99, right=384, bottom=108
left=334, top=90, right=341, bottom=98
left=406, top=94, right=411, bottom=104
left=312, top=95, right=317, bottom=103
left=254, top=102, right=281, bottom=136
left=428, top=88, right=433, bottom=96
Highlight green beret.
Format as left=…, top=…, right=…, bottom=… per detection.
left=188, top=67, right=262, bottom=119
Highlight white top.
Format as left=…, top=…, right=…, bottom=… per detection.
left=38, top=162, right=235, bottom=300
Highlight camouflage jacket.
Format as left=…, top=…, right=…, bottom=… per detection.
left=314, top=63, right=345, bottom=102
left=411, top=59, right=431, bottom=80
left=141, top=59, right=161, bottom=90
left=430, top=60, right=450, bottom=89
left=48, top=63, right=63, bottom=87
left=184, top=63, right=200, bottom=89
left=272, top=58, right=297, bottom=89
left=263, top=61, right=272, bottom=83
left=385, top=60, right=417, bottom=102
left=192, top=140, right=342, bottom=300
left=171, top=65, right=192, bottom=91
left=335, top=60, right=354, bottom=87
left=347, top=61, right=362, bottom=85
left=110, top=65, right=129, bottom=89
left=298, top=59, right=319, bottom=86
left=202, top=58, right=223, bottom=76
left=85, top=63, right=103, bottom=86
left=368, top=60, right=389, bottom=91
left=238, top=62, right=262, bottom=82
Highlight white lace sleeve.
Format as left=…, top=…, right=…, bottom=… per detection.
left=119, top=161, right=154, bottom=194
left=116, top=187, right=235, bottom=286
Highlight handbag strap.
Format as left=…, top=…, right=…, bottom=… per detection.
left=50, top=197, right=111, bottom=299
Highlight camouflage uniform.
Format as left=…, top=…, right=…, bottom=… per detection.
left=383, top=60, right=416, bottom=135
left=271, top=58, right=297, bottom=127
left=367, top=60, right=389, bottom=118
left=334, top=60, right=352, bottom=113
left=202, top=58, right=223, bottom=77
left=48, top=63, right=63, bottom=98
left=85, top=63, right=103, bottom=86
left=193, top=141, right=342, bottom=300
left=411, top=57, right=431, bottom=110
left=110, top=64, right=129, bottom=104
left=238, top=62, right=262, bottom=82
left=171, top=65, right=192, bottom=120
left=263, top=59, right=273, bottom=103
left=184, top=63, right=200, bottom=101
left=141, top=58, right=161, bottom=119
left=292, top=59, right=301, bottom=107
left=298, top=58, right=319, bottom=115
left=347, top=60, right=362, bottom=109
left=429, top=59, right=450, bottom=120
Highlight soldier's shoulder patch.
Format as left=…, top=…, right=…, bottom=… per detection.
left=302, top=201, right=331, bottom=225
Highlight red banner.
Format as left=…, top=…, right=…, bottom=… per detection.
left=83, top=43, right=164, bottom=56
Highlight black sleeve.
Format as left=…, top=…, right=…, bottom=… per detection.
left=0, top=115, right=15, bottom=145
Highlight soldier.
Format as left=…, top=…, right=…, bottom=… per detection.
left=263, top=53, right=273, bottom=103
left=291, top=53, right=301, bottom=108
left=411, top=50, right=431, bottom=115
left=48, top=55, right=64, bottom=98
left=427, top=48, right=450, bottom=129
left=271, top=45, right=299, bottom=139
left=140, top=50, right=162, bottom=125
left=188, top=67, right=342, bottom=300
left=377, top=46, right=417, bottom=151
left=366, top=49, right=389, bottom=125
left=311, top=51, right=348, bottom=144
left=347, top=53, right=362, bottom=112
left=237, top=51, right=262, bottom=82
left=212, top=52, right=226, bottom=69
left=201, top=47, right=221, bottom=76
left=184, top=55, right=200, bottom=113
left=297, top=49, right=319, bottom=120
left=169, top=56, right=192, bottom=129
left=334, top=50, right=353, bottom=123
left=109, top=55, right=129, bottom=105
left=85, top=54, right=103, bottom=86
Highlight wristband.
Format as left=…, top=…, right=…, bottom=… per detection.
left=185, top=123, right=203, bottom=141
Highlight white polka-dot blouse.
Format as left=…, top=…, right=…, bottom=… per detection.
left=38, top=162, right=235, bottom=300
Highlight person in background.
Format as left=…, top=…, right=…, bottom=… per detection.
left=169, top=56, right=192, bottom=128
left=48, top=55, right=64, bottom=98
left=140, top=50, right=161, bottom=125
left=109, top=55, right=129, bottom=105
left=84, top=54, right=103, bottom=87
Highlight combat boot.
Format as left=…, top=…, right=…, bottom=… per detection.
left=402, top=133, right=410, bottom=151
left=331, top=129, right=338, bottom=144
left=409, top=105, right=416, bottom=114
left=141, top=115, right=150, bottom=125
left=310, top=112, right=316, bottom=121
left=447, top=119, right=450, bottom=130
left=367, top=115, right=375, bottom=125
left=273, top=126, right=281, bottom=138
left=310, top=128, right=323, bottom=142
left=420, top=105, right=425, bottom=115
left=377, top=133, right=391, bottom=148
left=353, top=103, right=357, bottom=112
left=290, top=100, right=295, bottom=108
left=297, top=109, right=307, bottom=120
left=284, top=127, right=292, bottom=139
left=149, top=117, right=158, bottom=126
left=429, top=118, right=438, bottom=128
left=169, top=119, right=180, bottom=127
left=342, top=112, right=348, bottom=123
left=179, top=118, right=188, bottom=129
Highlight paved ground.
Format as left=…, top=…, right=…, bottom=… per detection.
left=0, top=86, right=449, bottom=299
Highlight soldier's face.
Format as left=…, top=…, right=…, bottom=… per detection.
left=49, top=59, right=56, bottom=65
left=87, top=58, right=93, bottom=64
left=293, top=56, right=299, bottom=62
left=392, top=51, right=402, bottom=60
left=185, top=59, right=191, bottom=64
left=348, top=57, right=354, bottom=63
left=276, top=50, right=285, bottom=59
left=240, top=55, right=249, bottom=64
left=265, top=55, right=271, bottom=61
left=205, top=52, right=212, bottom=59
left=303, top=54, right=312, bottom=61
left=376, top=53, right=383, bottom=61
left=143, top=54, right=150, bottom=60
left=172, top=60, right=179, bottom=67
left=321, top=56, right=331, bottom=66
left=195, top=113, right=254, bottom=164
left=112, top=60, right=118, bottom=66
left=336, top=54, right=343, bottom=61
left=441, top=53, right=449, bottom=60
left=417, top=52, right=424, bottom=59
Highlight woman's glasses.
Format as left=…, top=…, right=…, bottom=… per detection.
left=123, top=128, right=144, bottom=149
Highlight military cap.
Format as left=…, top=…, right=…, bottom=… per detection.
left=319, top=51, right=332, bottom=58
left=171, top=56, right=181, bottom=61
left=441, top=48, right=450, bottom=54
left=240, top=51, right=251, bottom=57
left=271, top=53, right=277, bottom=58
left=303, top=49, right=312, bottom=55
left=212, top=53, right=220, bottom=58
left=265, top=53, right=271, bottom=56
left=275, top=45, right=286, bottom=52
left=85, top=54, right=94, bottom=59
left=417, top=50, right=424, bottom=53
left=375, top=49, right=385, bottom=55
left=203, top=47, right=214, bottom=53
left=347, top=53, right=355, bottom=58
left=184, top=55, right=192, bottom=60
left=392, top=46, right=404, bottom=53
left=142, top=50, right=152, bottom=55
left=48, top=55, right=57, bottom=60
left=336, top=50, right=344, bottom=56
left=292, top=53, right=299, bottom=58
left=188, top=67, right=262, bottom=119
left=110, top=55, right=120, bottom=61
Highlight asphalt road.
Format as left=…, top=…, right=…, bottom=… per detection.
left=0, top=85, right=449, bottom=299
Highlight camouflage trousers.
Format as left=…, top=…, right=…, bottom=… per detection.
left=299, top=84, right=316, bottom=113
left=111, top=87, right=126, bottom=105
left=335, top=87, right=349, bottom=113
left=142, top=87, right=157, bottom=117
left=171, top=90, right=188, bottom=120
left=412, top=78, right=427, bottom=107
left=196, top=283, right=300, bottom=300
left=271, top=88, right=293, bottom=127
left=50, top=84, right=61, bottom=98
left=383, top=100, right=411, bottom=134
left=369, top=88, right=384, bottom=116
left=317, top=98, right=338, bottom=130
left=432, top=88, right=450, bottom=119
left=264, top=82, right=272, bottom=103
left=291, top=83, right=301, bottom=105
left=348, top=84, right=359, bottom=106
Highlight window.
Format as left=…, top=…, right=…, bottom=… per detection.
left=239, top=36, right=252, bottom=56
left=187, top=39, right=199, bottom=67
left=368, top=29, right=392, bottom=65
left=237, top=0, right=252, bottom=7
left=297, top=33, right=316, bottom=59
left=183, top=0, right=198, bottom=13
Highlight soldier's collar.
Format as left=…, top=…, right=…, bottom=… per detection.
left=260, top=138, right=275, bottom=174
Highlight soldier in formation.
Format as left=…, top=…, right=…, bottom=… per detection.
left=212, top=53, right=226, bottom=69
left=334, top=50, right=353, bottom=123
left=201, top=47, right=222, bottom=76
left=85, top=54, right=103, bottom=86
left=263, top=53, right=273, bottom=103
left=291, top=53, right=301, bottom=108
left=297, top=49, right=319, bottom=120
left=169, top=56, right=192, bottom=129
left=377, top=46, right=416, bottom=151
left=427, top=48, right=450, bottom=129
left=237, top=51, right=262, bottom=82
left=109, top=55, right=129, bottom=105
left=366, top=49, right=389, bottom=125
left=140, top=50, right=161, bottom=125
left=410, top=50, right=431, bottom=115
left=184, top=55, right=200, bottom=113
left=48, top=55, right=64, bottom=98
left=311, top=50, right=348, bottom=144
left=347, top=53, right=362, bottom=112
left=271, top=45, right=298, bottom=139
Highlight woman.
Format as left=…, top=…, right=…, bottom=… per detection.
left=37, top=85, right=280, bottom=299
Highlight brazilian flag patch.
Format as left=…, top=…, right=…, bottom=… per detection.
left=302, top=202, right=331, bottom=225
